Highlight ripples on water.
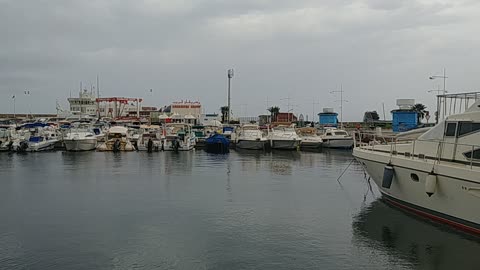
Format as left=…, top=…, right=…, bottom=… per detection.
left=0, top=150, right=479, bottom=270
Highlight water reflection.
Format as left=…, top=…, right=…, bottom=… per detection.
left=353, top=199, right=480, bottom=270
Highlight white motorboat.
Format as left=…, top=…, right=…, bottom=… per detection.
left=268, top=125, right=302, bottom=150
left=236, top=124, right=268, bottom=150
left=321, top=128, right=354, bottom=149
left=96, top=126, right=135, bottom=152
left=353, top=95, right=480, bottom=234
left=19, top=123, right=60, bottom=152
left=137, top=125, right=162, bottom=152
left=64, top=124, right=97, bottom=151
left=162, top=123, right=196, bottom=151
left=297, top=127, right=323, bottom=149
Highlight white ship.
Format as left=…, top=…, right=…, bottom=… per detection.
left=64, top=124, right=97, bottom=151
left=353, top=93, right=480, bottom=234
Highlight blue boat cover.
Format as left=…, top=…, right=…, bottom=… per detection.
left=205, top=133, right=230, bottom=147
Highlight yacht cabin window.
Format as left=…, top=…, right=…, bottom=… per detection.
left=334, top=131, right=348, bottom=136
left=445, top=122, right=457, bottom=137
left=463, top=149, right=480, bottom=160
left=326, top=132, right=332, bottom=136
left=457, top=122, right=480, bottom=137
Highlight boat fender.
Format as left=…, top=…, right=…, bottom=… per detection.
left=382, top=165, right=394, bottom=189
left=425, top=173, right=437, bottom=197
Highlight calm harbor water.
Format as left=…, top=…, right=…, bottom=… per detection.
left=0, top=150, right=479, bottom=270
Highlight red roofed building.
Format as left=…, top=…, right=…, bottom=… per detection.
left=276, top=112, right=297, bottom=123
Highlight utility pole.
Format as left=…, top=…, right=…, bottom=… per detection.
left=97, top=75, right=100, bottom=119
left=227, top=69, right=234, bottom=124
left=330, top=84, right=346, bottom=129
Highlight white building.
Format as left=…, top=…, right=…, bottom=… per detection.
left=68, top=90, right=97, bottom=116
left=171, top=101, right=202, bottom=120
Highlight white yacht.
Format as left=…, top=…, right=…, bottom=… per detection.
left=162, top=123, right=196, bottom=151
left=236, top=124, right=268, bottom=150
left=0, top=127, right=13, bottom=152
left=96, top=126, right=135, bottom=152
left=268, top=125, right=302, bottom=150
left=63, top=124, right=97, bottom=151
left=321, top=128, right=354, bottom=149
left=297, top=127, right=323, bottom=149
left=353, top=96, right=480, bottom=234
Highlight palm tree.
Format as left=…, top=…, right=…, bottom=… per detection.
left=413, top=103, right=427, bottom=123
left=267, top=106, right=280, bottom=122
left=220, top=106, right=229, bottom=123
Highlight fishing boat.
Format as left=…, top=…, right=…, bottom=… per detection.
left=63, top=124, right=97, bottom=151
left=236, top=124, right=268, bottom=150
left=268, top=125, right=302, bottom=150
left=321, top=127, right=354, bottom=149
left=162, top=123, right=196, bottom=151
left=96, top=126, right=135, bottom=152
left=297, top=127, right=323, bottom=149
left=353, top=94, right=480, bottom=234
left=205, top=133, right=230, bottom=154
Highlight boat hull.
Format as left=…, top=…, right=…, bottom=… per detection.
left=27, top=140, right=58, bottom=152
left=64, top=139, right=97, bottom=151
left=271, top=139, right=300, bottom=150
left=236, top=140, right=267, bottom=150
left=322, top=138, right=353, bottom=149
left=96, top=140, right=135, bottom=151
left=300, top=141, right=323, bottom=149
left=354, top=148, right=480, bottom=234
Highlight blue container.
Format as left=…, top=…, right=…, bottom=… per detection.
left=392, top=111, right=418, bottom=132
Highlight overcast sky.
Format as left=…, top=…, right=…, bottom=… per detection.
left=1, top=0, right=479, bottom=121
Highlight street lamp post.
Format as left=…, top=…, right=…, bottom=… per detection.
left=12, top=94, right=16, bottom=121
left=429, top=68, right=448, bottom=123
left=227, top=69, right=234, bottom=124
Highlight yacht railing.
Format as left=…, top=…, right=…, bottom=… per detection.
left=354, top=131, right=480, bottom=170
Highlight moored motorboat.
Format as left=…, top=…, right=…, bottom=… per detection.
left=96, top=126, right=135, bottom=152
left=268, top=125, right=302, bottom=150
left=297, top=127, right=323, bottom=149
left=236, top=124, right=268, bottom=150
left=205, top=133, right=230, bottom=154
left=321, top=128, right=354, bottom=149
left=162, top=123, right=196, bottom=151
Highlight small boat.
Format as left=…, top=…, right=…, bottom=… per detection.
left=63, top=124, right=97, bottom=151
left=205, top=133, right=230, bottom=154
left=96, top=126, right=135, bottom=152
left=27, top=135, right=58, bottom=152
left=162, top=123, right=196, bottom=151
left=297, top=127, right=323, bottom=149
left=236, top=124, right=268, bottom=150
left=321, top=128, right=354, bottom=149
left=268, top=125, right=302, bottom=150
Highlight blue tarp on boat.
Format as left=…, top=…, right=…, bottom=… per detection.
left=205, top=133, right=230, bottom=154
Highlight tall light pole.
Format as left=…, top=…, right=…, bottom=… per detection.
left=429, top=68, right=448, bottom=122
left=227, top=69, right=234, bottom=124
left=312, top=98, right=320, bottom=124
left=330, top=84, right=347, bottom=129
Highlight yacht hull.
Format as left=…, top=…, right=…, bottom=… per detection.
left=322, top=138, right=353, bottom=149
left=64, top=139, right=97, bottom=151
left=354, top=148, right=480, bottom=234
left=270, top=139, right=300, bottom=150
left=236, top=140, right=266, bottom=150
